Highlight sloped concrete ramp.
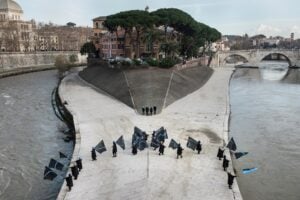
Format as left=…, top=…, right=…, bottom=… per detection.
left=79, top=65, right=212, bottom=114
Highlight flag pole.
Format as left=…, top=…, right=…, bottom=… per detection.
left=147, top=145, right=149, bottom=179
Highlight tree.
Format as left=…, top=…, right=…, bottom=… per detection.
left=55, top=55, right=70, bottom=78
left=104, top=10, right=156, bottom=58
left=80, top=42, right=96, bottom=57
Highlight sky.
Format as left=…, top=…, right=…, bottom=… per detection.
left=17, top=0, right=300, bottom=39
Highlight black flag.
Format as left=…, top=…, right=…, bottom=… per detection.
left=48, top=158, right=64, bottom=171
left=155, top=127, right=168, bottom=142
left=150, top=138, right=160, bottom=149
left=134, top=127, right=144, bottom=137
left=44, top=166, right=58, bottom=181
left=234, top=152, right=248, bottom=159
left=138, top=139, right=148, bottom=151
left=95, top=140, right=107, bottom=154
left=59, top=151, right=68, bottom=159
left=227, top=138, right=237, bottom=151
left=116, top=135, right=125, bottom=150
left=186, top=137, right=197, bottom=151
left=169, top=139, right=178, bottom=149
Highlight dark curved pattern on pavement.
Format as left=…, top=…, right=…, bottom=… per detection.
left=79, top=65, right=213, bottom=114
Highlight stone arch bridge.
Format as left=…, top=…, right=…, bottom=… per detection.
left=211, top=49, right=300, bottom=67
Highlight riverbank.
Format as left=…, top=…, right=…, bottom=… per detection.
left=58, top=67, right=243, bottom=200
left=0, top=65, right=55, bottom=78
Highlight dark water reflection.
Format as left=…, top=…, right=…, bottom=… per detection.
left=0, top=70, right=73, bottom=200
left=230, top=65, right=300, bottom=200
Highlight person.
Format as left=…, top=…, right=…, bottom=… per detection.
left=91, top=147, right=97, bottom=161
left=143, top=132, right=148, bottom=141
left=150, top=107, right=153, bottom=115
left=227, top=171, right=237, bottom=189
left=112, top=142, right=117, bottom=157
left=223, top=155, right=229, bottom=171
left=217, top=147, right=224, bottom=160
left=71, top=165, right=79, bottom=180
left=65, top=174, right=73, bottom=191
left=153, top=106, right=157, bottom=114
left=142, top=107, right=145, bottom=115
left=159, top=142, right=165, bottom=155
left=76, top=158, right=82, bottom=171
left=177, top=143, right=184, bottom=159
left=196, top=141, right=202, bottom=154
left=132, top=145, right=138, bottom=155
left=146, top=107, right=149, bottom=115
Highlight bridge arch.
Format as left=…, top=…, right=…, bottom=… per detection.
left=223, top=54, right=249, bottom=65
left=260, top=53, right=291, bottom=66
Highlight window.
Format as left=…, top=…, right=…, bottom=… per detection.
left=95, top=22, right=99, bottom=29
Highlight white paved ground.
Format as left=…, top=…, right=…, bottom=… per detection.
left=58, top=68, right=242, bottom=200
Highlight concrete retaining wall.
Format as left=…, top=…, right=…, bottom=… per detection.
left=0, top=52, right=87, bottom=71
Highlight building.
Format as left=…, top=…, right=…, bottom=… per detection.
left=0, top=0, right=37, bottom=51
left=0, top=0, right=92, bottom=52
left=92, top=16, right=160, bottom=59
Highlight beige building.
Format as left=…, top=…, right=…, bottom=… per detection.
left=0, top=0, right=92, bottom=52
left=0, top=0, right=37, bottom=51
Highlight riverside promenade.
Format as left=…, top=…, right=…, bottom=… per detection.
left=58, top=67, right=243, bottom=200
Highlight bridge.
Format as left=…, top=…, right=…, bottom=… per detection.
left=211, top=49, right=300, bottom=67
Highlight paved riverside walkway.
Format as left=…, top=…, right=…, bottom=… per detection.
left=58, top=68, right=243, bottom=200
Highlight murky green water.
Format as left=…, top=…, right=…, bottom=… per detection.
left=0, top=70, right=73, bottom=200
left=230, top=63, right=300, bottom=200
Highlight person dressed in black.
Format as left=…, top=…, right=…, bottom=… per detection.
left=159, top=142, right=165, bottom=155
left=153, top=106, right=157, bottom=114
left=196, top=141, right=202, bottom=154
left=91, top=147, right=97, bottom=161
left=223, top=155, right=229, bottom=171
left=76, top=158, right=83, bottom=171
left=71, top=164, right=79, bottom=180
left=143, top=132, right=148, bottom=141
left=142, top=107, right=145, bottom=115
left=132, top=145, right=138, bottom=155
left=112, top=142, right=117, bottom=157
left=177, top=143, right=184, bottom=159
left=150, top=107, right=153, bottom=115
left=146, top=107, right=149, bottom=115
left=65, top=174, right=73, bottom=191
left=217, top=147, right=225, bottom=160
left=227, top=171, right=237, bottom=189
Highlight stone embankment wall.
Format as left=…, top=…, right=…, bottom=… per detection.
left=0, top=52, right=87, bottom=71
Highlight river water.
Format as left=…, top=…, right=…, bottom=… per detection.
left=230, top=62, right=300, bottom=200
left=0, top=70, right=73, bottom=200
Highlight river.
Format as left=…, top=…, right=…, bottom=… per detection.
left=0, top=70, right=73, bottom=200
left=230, top=62, right=300, bottom=200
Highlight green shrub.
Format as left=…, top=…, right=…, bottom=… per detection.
left=132, top=59, right=142, bottom=66
left=146, top=58, right=159, bottom=66
left=159, top=57, right=177, bottom=68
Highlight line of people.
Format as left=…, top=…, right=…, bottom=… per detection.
left=217, top=147, right=237, bottom=190
left=142, top=106, right=157, bottom=115
left=65, top=158, right=83, bottom=191
left=157, top=139, right=202, bottom=159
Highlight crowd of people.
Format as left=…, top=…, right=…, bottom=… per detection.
left=65, top=135, right=236, bottom=192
